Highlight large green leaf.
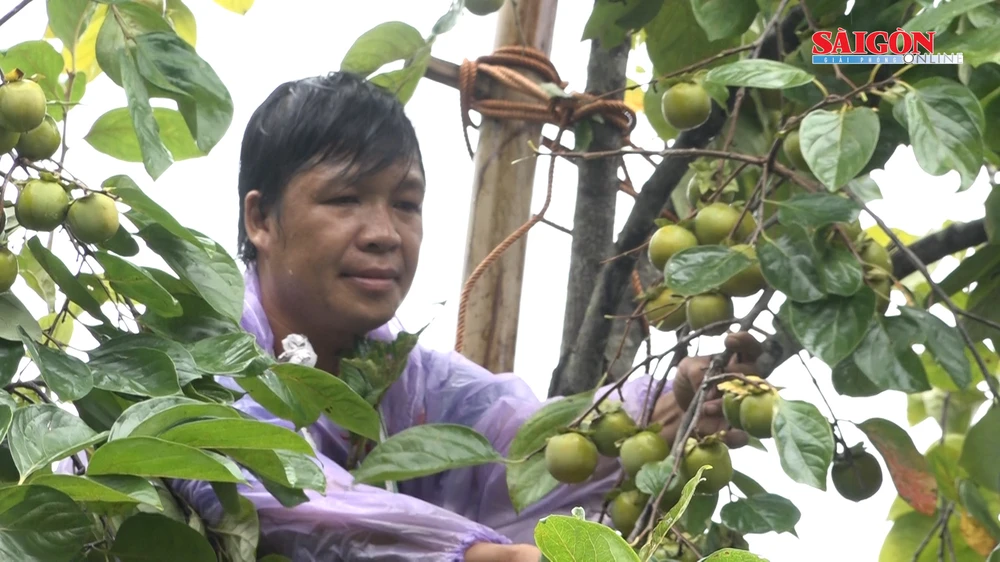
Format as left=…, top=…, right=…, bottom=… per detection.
left=582, top=0, right=663, bottom=48
left=818, top=244, right=865, bottom=296
left=506, top=391, right=595, bottom=513
left=18, top=327, right=93, bottom=401
left=108, top=397, right=244, bottom=441
left=47, top=0, right=95, bottom=56
left=25, top=237, right=110, bottom=324
left=341, top=22, right=426, bottom=78
left=690, top=0, right=757, bottom=40
left=119, top=45, right=174, bottom=179
left=774, top=193, right=861, bottom=230
left=136, top=223, right=243, bottom=323
left=859, top=418, right=938, bottom=515
left=663, top=245, right=754, bottom=295
left=852, top=320, right=930, bottom=394
left=938, top=27, right=1000, bottom=67
left=86, top=107, right=205, bottom=164
left=219, top=449, right=325, bottom=492
left=0, top=293, right=41, bottom=342
left=534, top=514, right=640, bottom=562
left=705, top=60, right=815, bottom=89
left=157, top=418, right=313, bottom=454
left=87, top=436, right=247, bottom=483
left=0, top=41, right=67, bottom=118
left=757, top=230, right=825, bottom=302
left=900, top=77, right=986, bottom=190
left=93, top=250, right=182, bottom=317
left=8, top=404, right=106, bottom=482
left=880, top=510, right=982, bottom=561
left=785, top=289, right=875, bottom=366
left=351, top=423, right=502, bottom=484
left=898, top=307, right=971, bottom=390
left=95, top=1, right=173, bottom=84
left=238, top=363, right=380, bottom=440
left=207, top=496, right=259, bottom=562
left=645, top=0, right=738, bottom=76
left=903, top=0, right=996, bottom=33
left=109, top=513, right=216, bottom=561
left=0, top=339, right=24, bottom=386
left=27, top=474, right=161, bottom=511
left=772, top=399, right=834, bottom=491
left=187, top=332, right=265, bottom=375
left=103, top=175, right=202, bottom=247
left=89, top=346, right=181, bottom=397
left=16, top=243, right=56, bottom=310
left=638, top=465, right=713, bottom=559
left=719, top=493, right=801, bottom=535
left=95, top=332, right=201, bottom=385
left=0, top=485, right=92, bottom=562
left=799, top=107, right=881, bottom=191
left=961, top=405, right=1000, bottom=494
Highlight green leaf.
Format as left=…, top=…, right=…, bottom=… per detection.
left=93, top=250, right=182, bottom=317
left=818, top=243, right=865, bottom=296
left=663, top=245, right=754, bottom=295
left=772, top=399, right=834, bottom=491
left=96, top=332, right=201, bottom=385
left=506, top=391, right=595, bottom=512
left=852, top=320, right=931, bottom=394
left=86, top=107, right=205, bottom=165
left=242, top=363, right=379, bottom=439
left=27, top=474, right=161, bottom=510
left=87, top=436, right=247, bottom=483
left=705, top=60, right=815, bottom=89
left=95, top=1, right=172, bottom=84
left=47, top=0, right=95, bottom=56
left=582, top=0, right=663, bottom=48
left=219, top=449, right=324, bottom=492
left=208, top=495, right=259, bottom=562
left=430, top=0, right=464, bottom=37
left=635, top=457, right=678, bottom=496
left=110, top=513, right=216, bottom=562
left=98, top=223, right=141, bottom=257
left=212, top=0, right=253, bottom=14
left=639, top=465, right=712, bottom=560
left=352, top=423, right=502, bottom=484
left=187, top=332, right=265, bottom=374
left=0, top=339, right=24, bottom=386
left=939, top=27, right=1000, bottom=67
left=774, top=193, right=861, bottom=230
left=157, top=418, right=313, bottom=454
left=786, top=289, right=875, bottom=366
left=799, top=107, right=881, bottom=191
left=118, top=46, right=174, bottom=180
left=846, top=175, right=883, bottom=202
left=987, top=187, right=1000, bottom=245
left=0, top=485, right=92, bottom=562
left=702, top=549, right=769, bottom=561
left=719, top=493, right=801, bottom=535
left=645, top=0, right=739, bottom=76
left=108, top=397, right=244, bottom=440
left=132, top=32, right=234, bottom=155
left=0, top=293, right=42, bottom=342
left=879, top=510, right=982, bottom=561
left=8, top=404, right=106, bottom=482
left=25, top=236, right=110, bottom=324
left=534, top=514, right=640, bottom=562
left=731, top=470, right=767, bottom=497
left=136, top=223, right=243, bottom=323
left=690, top=0, right=757, bottom=40
left=16, top=243, right=56, bottom=310
left=898, top=307, right=971, bottom=390
left=859, top=418, right=938, bottom=515
left=904, top=0, right=996, bottom=33
left=369, top=48, right=430, bottom=105
left=961, top=405, right=1000, bottom=494
left=902, top=77, right=987, bottom=190
left=757, top=230, right=826, bottom=302
left=89, top=346, right=181, bottom=397
left=104, top=175, right=202, bottom=247
left=18, top=327, right=93, bottom=400
left=341, top=22, right=426, bottom=78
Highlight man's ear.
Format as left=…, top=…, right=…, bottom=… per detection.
left=244, top=191, right=274, bottom=255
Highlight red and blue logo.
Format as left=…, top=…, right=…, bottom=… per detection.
left=811, top=28, right=963, bottom=65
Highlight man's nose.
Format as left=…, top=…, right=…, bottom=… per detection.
left=358, top=204, right=402, bottom=250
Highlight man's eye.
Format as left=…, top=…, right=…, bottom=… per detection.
left=328, top=196, right=359, bottom=205
left=396, top=201, right=422, bottom=213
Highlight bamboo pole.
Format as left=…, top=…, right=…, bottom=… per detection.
left=457, top=0, right=559, bottom=373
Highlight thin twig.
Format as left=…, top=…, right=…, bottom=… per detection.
left=0, top=0, right=34, bottom=28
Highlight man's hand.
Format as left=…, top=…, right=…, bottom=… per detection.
left=464, top=542, right=542, bottom=562
left=652, top=332, right=767, bottom=450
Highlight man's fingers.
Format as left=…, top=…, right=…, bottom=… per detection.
left=723, top=429, right=750, bottom=449
left=725, top=332, right=763, bottom=362
left=703, top=398, right=722, bottom=417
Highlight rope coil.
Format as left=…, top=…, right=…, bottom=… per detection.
left=454, top=46, right=640, bottom=355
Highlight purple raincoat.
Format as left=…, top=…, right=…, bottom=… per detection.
left=170, top=266, right=673, bottom=561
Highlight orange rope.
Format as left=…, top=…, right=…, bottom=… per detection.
left=454, top=46, right=638, bottom=355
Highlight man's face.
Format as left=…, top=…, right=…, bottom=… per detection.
left=246, top=157, right=424, bottom=346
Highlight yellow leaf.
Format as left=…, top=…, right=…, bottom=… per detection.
left=960, top=509, right=998, bottom=556
left=624, top=82, right=644, bottom=114
left=65, top=3, right=107, bottom=82
left=865, top=226, right=919, bottom=248
left=166, top=0, right=197, bottom=47
left=44, top=26, right=56, bottom=39
left=38, top=312, right=74, bottom=349
left=212, top=0, right=254, bottom=14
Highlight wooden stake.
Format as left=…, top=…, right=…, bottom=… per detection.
left=458, top=0, right=558, bottom=373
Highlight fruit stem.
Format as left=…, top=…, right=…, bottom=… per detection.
left=810, top=78, right=830, bottom=98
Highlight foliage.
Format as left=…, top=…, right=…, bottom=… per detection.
left=1, top=0, right=999, bottom=560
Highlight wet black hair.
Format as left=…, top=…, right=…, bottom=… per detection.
left=236, top=71, right=424, bottom=263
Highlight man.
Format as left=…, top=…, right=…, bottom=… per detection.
left=172, top=71, right=765, bottom=561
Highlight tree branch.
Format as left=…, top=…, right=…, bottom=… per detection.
left=0, top=0, right=34, bottom=29
left=892, top=218, right=987, bottom=280
left=558, top=26, right=630, bottom=361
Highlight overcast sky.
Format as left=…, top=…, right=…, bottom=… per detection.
left=4, top=1, right=997, bottom=559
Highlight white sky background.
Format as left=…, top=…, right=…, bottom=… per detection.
left=5, top=0, right=998, bottom=559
